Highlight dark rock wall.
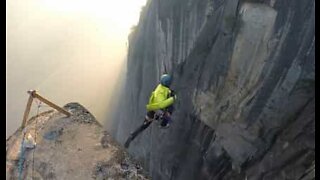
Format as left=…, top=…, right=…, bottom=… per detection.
left=112, top=0, right=315, bottom=179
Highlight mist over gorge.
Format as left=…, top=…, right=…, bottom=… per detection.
left=6, top=0, right=145, bottom=138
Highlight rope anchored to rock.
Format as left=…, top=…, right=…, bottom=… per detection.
left=32, top=100, right=41, bottom=179
left=17, top=99, right=41, bottom=180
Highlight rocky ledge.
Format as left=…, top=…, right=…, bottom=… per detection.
left=6, top=103, right=149, bottom=180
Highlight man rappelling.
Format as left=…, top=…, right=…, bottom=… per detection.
left=124, top=74, right=177, bottom=148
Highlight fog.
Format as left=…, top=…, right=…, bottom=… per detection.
left=6, top=0, right=146, bottom=138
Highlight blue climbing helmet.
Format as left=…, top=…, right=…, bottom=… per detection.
left=160, top=74, right=172, bottom=87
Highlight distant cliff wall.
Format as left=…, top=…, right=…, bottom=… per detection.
left=112, top=0, right=315, bottom=179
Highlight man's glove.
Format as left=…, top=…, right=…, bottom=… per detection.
left=170, top=90, right=177, bottom=100
left=170, top=90, right=175, bottom=96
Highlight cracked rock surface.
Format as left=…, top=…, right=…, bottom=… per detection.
left=112, top=0, right=314, bottom=179
left=6, top=103, right=150, bottom=180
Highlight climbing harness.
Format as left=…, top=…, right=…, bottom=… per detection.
left=154, top=110, right=164, bottom=121
left=124, top=109, right=171, bottom=148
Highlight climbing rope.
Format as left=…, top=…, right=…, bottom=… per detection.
left=32, top=99, right=41, bottom=179
left=17, top=99, right=42, bottom=180
left=18, top=131, right=26, bottom=180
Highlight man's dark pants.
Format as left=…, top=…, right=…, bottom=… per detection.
left=129, top=105, right=174, bottom=140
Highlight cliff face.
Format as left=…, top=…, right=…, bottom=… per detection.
left=112, top=0, right=314, bottom=179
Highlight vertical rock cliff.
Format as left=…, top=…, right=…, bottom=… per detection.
left=112, top=0, right=314, bottom=179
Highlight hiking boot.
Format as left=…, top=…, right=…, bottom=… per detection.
left=124, top=138, right=131, bottom=148
left=124, top=134, right=134, bottom=148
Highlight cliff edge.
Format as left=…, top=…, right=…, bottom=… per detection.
left=6, top=103, right=149, bottom=180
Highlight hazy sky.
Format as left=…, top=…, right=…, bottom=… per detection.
left=6, top=0, right=147, bottom=138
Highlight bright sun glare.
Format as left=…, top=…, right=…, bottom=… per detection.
left=41, top=0, right=147, bottom=34
left=6, top=0, right=147, bottom=137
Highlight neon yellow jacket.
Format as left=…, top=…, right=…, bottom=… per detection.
left=146, top=84, right=175, bottom=111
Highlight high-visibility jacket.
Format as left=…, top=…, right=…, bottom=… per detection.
left=146, top=84, right=175, bottom=111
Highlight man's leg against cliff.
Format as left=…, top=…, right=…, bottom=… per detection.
left=124, top=115, right=153, bottom=148
left=160, top=105, right=174, bottom=127
left=124, top=111, right=155, bottom=148
left=166, top=105, right=174, bottom=115
left=130, top=118, right=153, bottom=138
